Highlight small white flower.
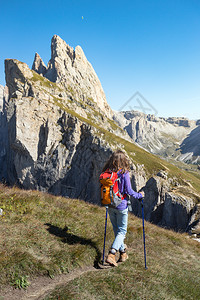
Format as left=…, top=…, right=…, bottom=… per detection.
left=0, top=208, right=3, bottom=215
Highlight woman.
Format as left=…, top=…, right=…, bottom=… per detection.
left=102, top=150, right=144, bottom=267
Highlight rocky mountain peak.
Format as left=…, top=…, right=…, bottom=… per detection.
left=5, top=59, right=33, bottom=99
left=32, top=53, right=47, bottom=75
left=75, top=45, right=87, bottom=63
left=31, top=35, right=112, bottom=117
left=51, top=34, right=75, bottom=61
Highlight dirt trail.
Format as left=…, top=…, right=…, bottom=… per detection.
left=0, top=252, right=126, bottom=300
left=1, top=266, right=103, bottom=300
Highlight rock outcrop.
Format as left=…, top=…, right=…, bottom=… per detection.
left=178, top=126, right=200, bottom=164
left=0, top=85, right=3, bottom=111
left=131, top=172, right=196, bottom=232
left=32, top=53, right=47, bottom=75
left=4, top=61, right=103, bottom=203
left=1, top=35, right=200, bottom=234
left=113, top=110, right=200, bottom=164
left=32, top=35, right=112, bottom=118
left=3, top=40, right=135, bottom=204
left=0, top=85, right=8, bottom=181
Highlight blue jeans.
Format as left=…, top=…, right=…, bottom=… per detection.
left=108, top=207, right=128, bottom=252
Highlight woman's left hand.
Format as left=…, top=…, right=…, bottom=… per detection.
left=140, top=191, right=145, bottom=198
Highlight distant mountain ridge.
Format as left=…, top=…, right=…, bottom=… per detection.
left=113, top=110, right=200, bottom=164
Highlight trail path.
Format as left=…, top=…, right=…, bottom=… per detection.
left=1, top=265, right=104, bottom=300
left=1, top=250, right=131, bottom=300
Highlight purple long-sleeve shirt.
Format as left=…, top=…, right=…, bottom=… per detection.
left=117, top=171, right=143, bottom=210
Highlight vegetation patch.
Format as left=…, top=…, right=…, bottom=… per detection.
left=0, top=184, right=200, bottom=299
left=31, top=70, right=62, bottom=92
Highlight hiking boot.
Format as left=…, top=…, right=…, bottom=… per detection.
left=105, top=252, right=118, bottom=267
left=118, top=251, right=129, bottom=262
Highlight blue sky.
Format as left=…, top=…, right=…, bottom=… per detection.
left=0, top=0, right=200, bottom=119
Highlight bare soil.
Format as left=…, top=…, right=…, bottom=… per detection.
left=1, top=266, right=99, bottom=300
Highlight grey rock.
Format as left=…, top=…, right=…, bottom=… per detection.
left=177, top=126, right=200, bottom=164
left=187, top=204, right=200, bottom=236
left=0, top=85, right=8, bottom=181
left=157, top=170, right=168, bottom=180
left=131, top=175, right=195, bottom=232
left=44, top=35, right=112, bottom=118
left=161, top=192, right=193, bottom=231
left=165, top=117, right=195, bottom=127
left=32, top=53, right=47, bottom=75
left=5, top=59, right=33, bottom=99
left=0, top=85, right=3, bottom=111
left=113, top=110, right=199, bottom=164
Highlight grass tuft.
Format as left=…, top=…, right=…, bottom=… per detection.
left=0, top=183, right=199, bottom=299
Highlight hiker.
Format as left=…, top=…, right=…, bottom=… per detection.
left=102, top=150, right=144, bottom=267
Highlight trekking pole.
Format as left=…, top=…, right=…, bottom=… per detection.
left=141, top=198, right=148, bottom=269
left=102, top=206, right=108, bottom=265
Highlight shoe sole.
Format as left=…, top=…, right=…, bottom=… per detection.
left=105, top=258, right=118, bottom=267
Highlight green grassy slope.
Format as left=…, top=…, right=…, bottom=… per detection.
left=0, top=184, right=199, bottom=299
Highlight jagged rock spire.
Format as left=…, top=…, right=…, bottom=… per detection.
left=32, top=53, right=47, bottom=75
left=44, top=35, right=112, bottom=117
left=30, top=35, right=112, bottom=117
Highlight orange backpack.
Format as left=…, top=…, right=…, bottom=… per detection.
left=99, top=169, right=125, bottom=207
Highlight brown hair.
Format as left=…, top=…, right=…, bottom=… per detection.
left=102, top=150, right=130, bottom=174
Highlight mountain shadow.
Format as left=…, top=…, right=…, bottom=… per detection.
left=180, top=125, right=200, bottom=156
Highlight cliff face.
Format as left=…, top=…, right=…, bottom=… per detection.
left=0, top=85, right=3, bottom=110
left=114, top=110, right=200, bottom=164
left=1, top=35, right=200, bottom=234
left=4, top=59, right=112, bottom=204
left=178, top=126, right=200, bottom=163
left=0, top=85, right=8, bottom=181
left=3, top=40, right=133, bottom=204
left=134, top=172, right=195, bottom=232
